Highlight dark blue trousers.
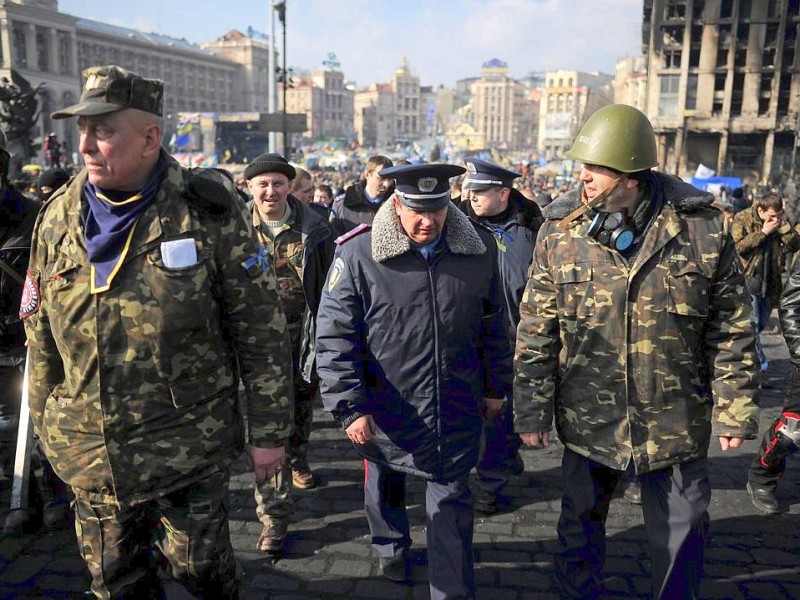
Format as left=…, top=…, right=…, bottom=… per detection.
left=556, top=449, right=710, bottom=599
left=364, top=460, right=475, bottom=599
left=476, top=401, right=521, bottom=496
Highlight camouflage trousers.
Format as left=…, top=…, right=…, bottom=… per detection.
left=254, top=381, right=315, bottom=525
left=72, top=469, right=239, bottom=599
left=254, top=319, right=316, bottom=526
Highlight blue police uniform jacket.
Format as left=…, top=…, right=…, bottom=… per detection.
left=463, top=189, right=542, bottom=341
left=316, top=200, right=513, bottom=481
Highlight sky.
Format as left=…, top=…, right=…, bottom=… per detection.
left=59, top=0, right=644, bottom=88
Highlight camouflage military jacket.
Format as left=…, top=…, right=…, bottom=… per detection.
left=23, top=153, right=293, bottom=506
left=248, top=195, right=335, bottom=382
left=514, top=172, right=759, bottom=473
left=731, top=203, right=800, bottom=307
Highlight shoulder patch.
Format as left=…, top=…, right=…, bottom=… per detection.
left=19, top=270, right=40, bottom=319
left=328, top=256, right=345, bottom=291
left=334, top=223, right=371, bottom=245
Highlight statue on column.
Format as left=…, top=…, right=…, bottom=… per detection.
left=0, top=69, right=45, bottom=178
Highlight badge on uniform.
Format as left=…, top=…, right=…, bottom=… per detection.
left=328, top=257, right=344, bottom=291
left=242, top=246, right=270, bottom=277
left=19, top=270, right=40, bottom=319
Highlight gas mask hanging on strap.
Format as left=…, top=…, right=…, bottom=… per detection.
left=587, top=210, right=635, bottom=252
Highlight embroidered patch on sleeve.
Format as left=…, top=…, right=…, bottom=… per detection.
left=19, top=270, right=40, bottom=319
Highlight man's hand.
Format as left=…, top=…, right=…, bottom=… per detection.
left=246, top=444, right=285, bottom=485
left=520, top=431, right=550, bottom=448
left=346, top=415, right=375, bottom=445
left=762, top=216, right=782, bottom=235
left=482, top=397, right=504, bottom=420
left=718, top=436, right=743, bottom=451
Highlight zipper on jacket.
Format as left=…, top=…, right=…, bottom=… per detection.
left=425, top=254, right=444, bottom=477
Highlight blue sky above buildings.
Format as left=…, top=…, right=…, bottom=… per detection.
left=60, top=0, right=643, bottom=87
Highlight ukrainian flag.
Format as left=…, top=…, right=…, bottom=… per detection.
left=174, top=122, right=193, bottom=148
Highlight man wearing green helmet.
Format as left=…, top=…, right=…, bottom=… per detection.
left=513, top=104, right=760, bottom=599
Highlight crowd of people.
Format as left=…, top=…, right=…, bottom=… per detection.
left=0, top=64, right=798, bottom=600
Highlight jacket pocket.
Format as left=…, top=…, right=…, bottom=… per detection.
left=667, top=260, right=711, bottom=317
left=169, top=362, right=236, bottom=409
left=553, top=263, right=594, bottom=317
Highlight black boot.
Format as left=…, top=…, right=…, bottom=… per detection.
left=746, top=482, right=780, bottom=515
left=747, top=416, right=799, bottom=515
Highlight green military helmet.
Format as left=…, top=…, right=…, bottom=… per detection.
left=566, top=104, right=658, bottom=173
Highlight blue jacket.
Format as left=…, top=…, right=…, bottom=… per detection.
left=463, top=189, right=542, bottom=341
left=316, top=201, right=512, bottom=480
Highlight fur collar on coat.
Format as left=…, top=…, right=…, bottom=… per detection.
left=371, top=200, right=486, bottom=262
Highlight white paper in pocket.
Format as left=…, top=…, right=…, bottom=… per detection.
left=161, top=238, right=198, bottom=269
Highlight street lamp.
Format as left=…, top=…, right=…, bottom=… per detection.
left=273, top=1, right=288, bottom=157
left=791, top=107, right=799, bottom=180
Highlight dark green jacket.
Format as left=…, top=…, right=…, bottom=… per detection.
left=731, top=202, right=800, bottom=307
left=514, top=172, right=759, bottom=474
left=24, top=153, right=293, bottom=506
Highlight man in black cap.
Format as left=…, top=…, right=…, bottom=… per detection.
left=316, top=163, right=512, bottom=598
left=461, top=157, right=542, bottom=515
left=244, top=152, right=335, bottom=553
left=25, top=65, right=293, bottom=598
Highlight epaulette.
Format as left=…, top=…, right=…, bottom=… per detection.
left=335, top=223, right=371, bottom=245
left=182, top=168, right=235, bottom=218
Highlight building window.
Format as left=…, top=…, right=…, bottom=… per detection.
left=730, top=72, right=744, bottom=116
left=758, top=73, right=772, bottom=115
left=658, top=75, right=680, bottom=117
left=58, top=32, right=71, bottom=74
left=664, top=0, right=686, bottom=20
left=663, top=48, right=682, bottom=68
left=686, top=75, right=698, bottom=110
left=777, top=73, right=791, bottom=115
left=36, top=27, right=50, bottom=72
left=13, top=26, right=27, bottom=68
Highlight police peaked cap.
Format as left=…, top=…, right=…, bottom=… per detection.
left=244, top=153, right=296, bottom=181
left=462, top=158, right=521, bottom=191
left=380, top=163, right=465, bottom=211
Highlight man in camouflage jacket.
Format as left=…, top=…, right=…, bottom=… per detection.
left=23, top=66, right=292, bottom=599
left=731, top=192, right=800, bottom=370
left=514, top=105, right=759, bottom=600
left=244, top=152, right=335, bottom=554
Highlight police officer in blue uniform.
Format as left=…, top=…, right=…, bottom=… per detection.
left=316, top=163, right=512, bottom=599
left=461, top=158, right=542, bottom=514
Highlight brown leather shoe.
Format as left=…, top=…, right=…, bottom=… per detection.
left=292, top=469, right=315, bottom=489
left=256, top=521, right=288, bottom=553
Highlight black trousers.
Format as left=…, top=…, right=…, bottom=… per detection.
left=748, top=391, right=800, bottom=489
left=364, top=459, right=475, bottom=600
left=556, top=449, right=710, bottom=599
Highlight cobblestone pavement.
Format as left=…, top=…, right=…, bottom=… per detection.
left=1, top=329, right=798, bottom=599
